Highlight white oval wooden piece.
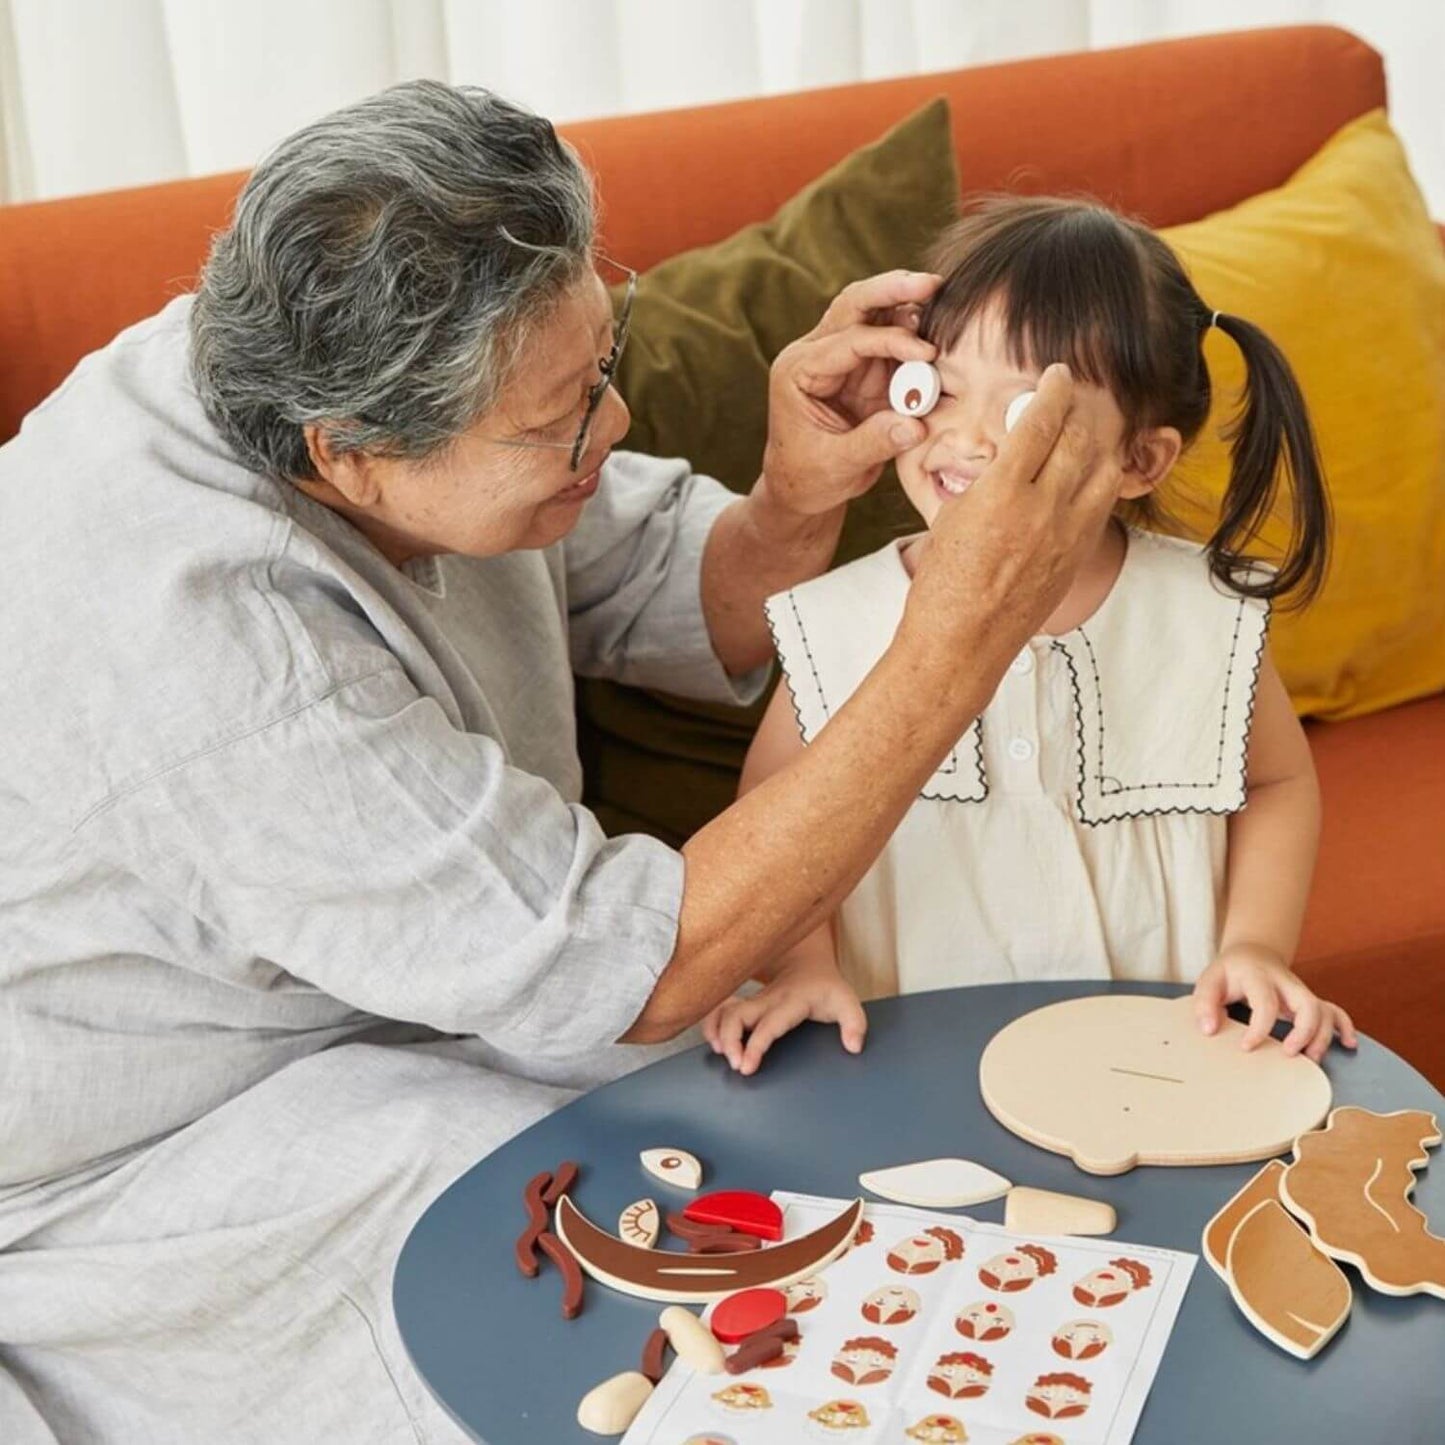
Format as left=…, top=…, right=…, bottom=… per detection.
left=979, top=994, right=1332, bottom=1175
left=1004, top=1186, right=1116, bottom=1236
left=659, top=1305, right=726, bottom=1373
left=619, top=1198, right=660, bottom=1249
left=640, top=1147, right=702, bottom=1191
left=859, top=1158, right=1011, bottom=1208
left=577, top=1370, right=654, bottom=1435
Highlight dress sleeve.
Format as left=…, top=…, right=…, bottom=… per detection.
left=78, top=663, right=683, bottom=1058
left=561, top=450, right=768, bottom=704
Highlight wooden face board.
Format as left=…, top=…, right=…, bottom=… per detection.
left=979, top=995, right=1333, bottom=1175
left=1279, top=1106, right=1445, bottom=1298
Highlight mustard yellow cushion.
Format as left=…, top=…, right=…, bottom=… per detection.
left=1161, top=109, right=1445, bottom=718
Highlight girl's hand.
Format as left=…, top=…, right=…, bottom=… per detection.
left=1193, top=943, right=1358, bottom=1063
left=702, top=957, right=868, bottom=1076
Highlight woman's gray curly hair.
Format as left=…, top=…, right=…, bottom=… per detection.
left=189, top=80, right=595, bottom=482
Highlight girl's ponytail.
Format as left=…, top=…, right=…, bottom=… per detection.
left=1208, top=312, right=1331, bottom=607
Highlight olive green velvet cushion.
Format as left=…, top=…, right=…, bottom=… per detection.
left=581, top=99, right=959, bottom=843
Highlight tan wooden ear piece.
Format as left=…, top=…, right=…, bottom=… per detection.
left=1280, top=1106, right=1445, bottom=1298
left=1202, top=1159, right=1288, bottom=1280
left=1224, top=1198, right=1352, bottom=1360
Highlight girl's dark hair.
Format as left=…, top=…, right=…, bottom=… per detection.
left=920, top=196, right=1330, bottom=606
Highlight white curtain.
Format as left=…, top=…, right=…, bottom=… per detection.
left=1, top=0, right=1440, bottom=214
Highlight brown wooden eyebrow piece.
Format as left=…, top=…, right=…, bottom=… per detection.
left=514, top=1170, right=552, bottom=1278
left=553, top=1194, right=864, bottom=1304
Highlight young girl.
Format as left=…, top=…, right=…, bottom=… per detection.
left=705, top=196, right=1357, bottom=1075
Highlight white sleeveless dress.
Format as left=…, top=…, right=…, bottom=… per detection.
left=765, top=528, right=1270, bottom=999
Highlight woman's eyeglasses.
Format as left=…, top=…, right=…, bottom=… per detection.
left=500, top=264, right=636, bottom=472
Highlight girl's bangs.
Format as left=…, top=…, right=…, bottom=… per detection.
left=920, top=206, right=1151, bottom=412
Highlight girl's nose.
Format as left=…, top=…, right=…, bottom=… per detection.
left=929, top=398, right=998, bottom=462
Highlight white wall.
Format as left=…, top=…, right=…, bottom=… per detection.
left=0, top=0, right=1440, bottom=215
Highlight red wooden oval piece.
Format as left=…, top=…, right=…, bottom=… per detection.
left=710, top=1287, right=788, bottom=1344
left=683, top=1190, right=784, bottom=1242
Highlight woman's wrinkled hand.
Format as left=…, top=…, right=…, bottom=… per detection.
left=760, top=270, right=942, bottom=517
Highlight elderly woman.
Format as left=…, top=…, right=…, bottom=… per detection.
left=0, top=83, right=1116, bottom=1442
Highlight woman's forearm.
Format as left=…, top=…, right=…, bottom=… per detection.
left=698, top=485, right=846, bottom=675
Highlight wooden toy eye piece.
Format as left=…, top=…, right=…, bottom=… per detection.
left=889, top=361, right=941, bottom=418
left=1005, top=390, right=1036, bottom=433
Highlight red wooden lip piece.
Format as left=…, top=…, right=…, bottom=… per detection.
left=710, top=1287, right=787, bottom=1343
left=683, top=1190, right=785, bottom=1242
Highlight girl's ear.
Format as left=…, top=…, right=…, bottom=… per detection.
left=1119, top=425, right=1182, bottom=500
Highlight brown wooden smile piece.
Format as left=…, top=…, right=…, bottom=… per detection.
left=553, top=1195, right=864, bottom=1304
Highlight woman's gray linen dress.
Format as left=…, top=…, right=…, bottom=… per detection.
left=0, top=297, right=762, bottom=1442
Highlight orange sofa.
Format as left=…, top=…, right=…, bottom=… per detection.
left=1, top=25, right=1441, bottom=1086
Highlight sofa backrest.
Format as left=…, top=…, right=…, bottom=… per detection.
left=0, top=23, right=1384, bottom=443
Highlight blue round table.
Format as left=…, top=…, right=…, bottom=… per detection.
left=394, top=982, right=1445, bottom=1442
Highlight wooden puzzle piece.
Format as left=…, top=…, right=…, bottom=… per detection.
left=536, top=1230, right=585, bottom=1318
left=1280, top=1106, right=1445, bottom=1298
left=514, top=1169, right=551, bottom=1278
left=979, top=995, right=1332, bottom=1175
left=1202, top=1159, right=1288, bottom=1279
left=576, top=1370, right=653, bottom=1435
left=1225, top=1199, right=1352, bottom=1359
left=619, top=1199, right=660, bottom=1249
left=723, top=1319, right=796, bottom=1374
left=683, top=1190, right=784, bottom=1241
left=1004, top=1187, right=1116, bottom=1237
left=659, top=1305, right=726, bottom=1374
left=860, top=1158, right=1012, bottom=1208
left=542, top=1160, right=578, bottom=1206
left=640, top=1147, right=702, bottom=1190
left=710, top=1287, right=786, bottom=1343
left=639, top=1327, right=669, bottom=1385
left=554, top=1194, right=863, bottom=1304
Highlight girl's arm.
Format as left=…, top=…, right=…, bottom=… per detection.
left=1193, top=647, right=1357, bottom=1061
left=701, top=681, right=866, bottom=1074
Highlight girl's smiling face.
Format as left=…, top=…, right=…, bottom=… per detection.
left=896, top=302, right=1154, bottom=528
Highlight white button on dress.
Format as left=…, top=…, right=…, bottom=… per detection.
left=1007, top=736, right=1036, bottom=762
